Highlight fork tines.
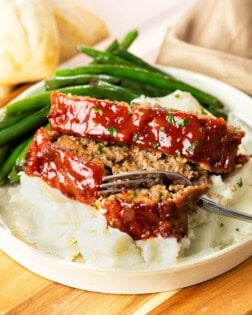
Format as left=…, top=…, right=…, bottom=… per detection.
left=99, top=170, right=191, bottom=195
left=100, top=172, right=159, bottom=195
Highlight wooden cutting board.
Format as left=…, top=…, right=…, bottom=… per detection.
left=0, top=250, right=251, bottom=314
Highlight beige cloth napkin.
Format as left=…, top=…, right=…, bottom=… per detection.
left=157, top=0, right=252, bottom=94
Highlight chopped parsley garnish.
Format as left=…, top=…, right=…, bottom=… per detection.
left=177, top=119, right=189, bottom=127
left=176, top=151, right=182, bottom=158
left=175, top=94, right=180, bottom=98
left=236, top=177, right=243, bottom=188
left=152, top=142, right=159, bottom=149
left=108, top=126, right=117, bottom=136
left=219, top=222, right=224, bottom=228
left=94, top=106, right=103, bottom=115
left=187, top=140, right=199, bottom=153
left=166, top=113, right=175, bottom=125
left=193, top=140, right=199, bottom=147
left=199, top=127, right=204, bottom=133
left=132, top=134, right=139, bottom=142
left=235, top=228, right=240, bottom=232
left=98, top=144, right=104, bottom=154
left=166, top=114, right=189, bottom=127
left=129, top=192, right=136, bottom=199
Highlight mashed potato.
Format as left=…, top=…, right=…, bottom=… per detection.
left=0, top=174, right=190, bottom=269
left=182, top=159, right=252, bottom=260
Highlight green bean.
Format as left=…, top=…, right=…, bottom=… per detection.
left=14, top=137, right=32, bottom=168
left=112, top=47, right=171, bottom=76
left=89, top=40, right=119, bottom=65
left=0, top=145, right=10, bottom=166
left=45, top=74, right=121, bottom=91
left=7, top=168, right=20, bottom=185
left=119, top=29, right=138, bottom=49
left=78, top=46, right=135, bottom=67
left=0, top=106, right=49, bottom=146
left=5, top=81, right=140, bottom=116
left=95, top=29, right=137, bottom=57
left=105, top=39, right=119, bottom=53
left=76, top=45, right=172, bottom=94
left=8, top=136, right=33, bottom=184
left=53, top=64, right=151, bottom=79
left=0, top=139, right=29, bottom=185
left=55, top=64, right=223, bottom=110
left=90, top=29, right=137, bottom=65
left=119, top=78, right=171, bottom=97
left=0, top=112, right=29, bottom=131
left=5, top=91, right=51, bottom=116
left=59, top=82, right=140, bottom=103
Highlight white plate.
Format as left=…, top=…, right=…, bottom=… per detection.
left=0, top=67, right=252, bottom=294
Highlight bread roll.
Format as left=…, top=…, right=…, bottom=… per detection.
left=0, top=0, right=108, bottom=91
left=0, top=0, right=60, bottom=85
left=52, top=0, right=109, bottom=61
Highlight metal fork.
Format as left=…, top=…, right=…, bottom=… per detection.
left=100, top=170, right=252, bottom=222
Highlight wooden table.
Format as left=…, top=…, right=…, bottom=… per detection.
left=0, top=250, right=251, bottom=314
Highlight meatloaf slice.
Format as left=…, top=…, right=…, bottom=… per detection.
left=25, top=127, right=207, bottom=240
left=25, top=127, right=104, bottom=205
left=48, top=92, right=245, bottom=174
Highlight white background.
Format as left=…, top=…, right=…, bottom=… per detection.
left=78, top=0, right=197, bottom=61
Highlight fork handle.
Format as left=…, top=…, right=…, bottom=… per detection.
left=198, top=197, right=252, bottom=222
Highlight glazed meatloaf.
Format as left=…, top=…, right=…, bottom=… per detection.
left=48, top=92, right=244, bottom=173
left=25, top=92, right=245, bottom=241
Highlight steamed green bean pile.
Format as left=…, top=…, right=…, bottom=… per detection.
left=0, top=29, right=226, bottom=186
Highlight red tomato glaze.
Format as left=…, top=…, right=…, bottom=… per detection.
left=49, top=92, right=244, bottom=173
left=102, top=196, right=189, bottom=240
